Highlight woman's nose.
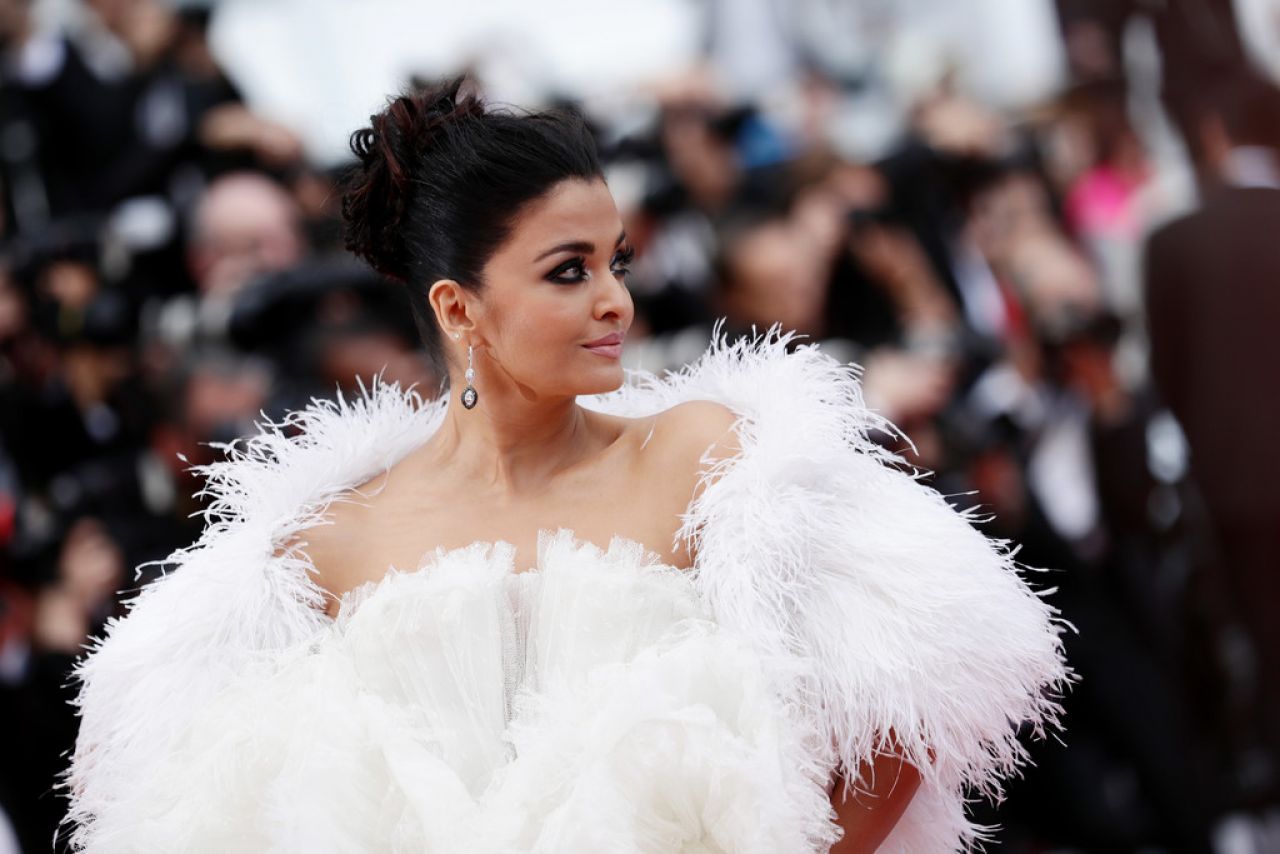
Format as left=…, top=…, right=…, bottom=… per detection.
left=595, top=269, right=633, bottom=322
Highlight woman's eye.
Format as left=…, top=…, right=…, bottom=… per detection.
left=547, top=259, right=587, bottom=284
left=611, top=247, right=636, bottom=277
left=546, top=249, right=634, bottom=284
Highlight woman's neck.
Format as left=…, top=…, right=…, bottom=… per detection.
left=427, top=390, right=606, bottom=496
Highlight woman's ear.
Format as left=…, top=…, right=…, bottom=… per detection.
left=428, top=279, right=475, bottom=338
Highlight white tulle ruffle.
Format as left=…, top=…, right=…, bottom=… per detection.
left=112, top=530, right=832, bottom=853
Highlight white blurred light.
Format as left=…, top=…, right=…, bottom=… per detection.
left=208, top=0, right=702, bottom=166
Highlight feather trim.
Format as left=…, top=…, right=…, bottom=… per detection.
left=584, top=322, right=1076, bottom=851
left=57, top=379, right=448, bottom=852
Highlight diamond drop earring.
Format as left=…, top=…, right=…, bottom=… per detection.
left=461, top=343, right=478, bottom=410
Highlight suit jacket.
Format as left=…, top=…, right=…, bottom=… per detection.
left=1144, top=185, right=1280, bottom=527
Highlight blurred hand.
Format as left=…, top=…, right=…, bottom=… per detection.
left=860, top=347, right=958, bottom=424
left=968, top=173, right=1057, bottom=267
left=642, top=64, right=723, bottom=111
left=0, top=0, right=32, bottom=48
left=253, top=119, right=307, bottom=166
left=914, top=92, right=1009, bottom=158
left=791, top=185, right=847, bottom=262
left=32, top=586, right=88, bottom=654
left=58, top=517, right=125, bottom=612
left=849, top=225, right=930, bottom=289
left=39, top=261, right=100, bottom=311
left=112, top=0, right=178, bottom=69
left=199, top=104, right=305, bottom=167
left=849, top=225, right=958, bottom=329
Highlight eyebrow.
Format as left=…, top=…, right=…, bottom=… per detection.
left=534, top=230, right=627, bottom=262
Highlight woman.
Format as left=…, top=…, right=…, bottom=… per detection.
left=58, top=78, right=1072, bottom=852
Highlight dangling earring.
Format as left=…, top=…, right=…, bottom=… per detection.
left=461, top=344, right=479, bottom=410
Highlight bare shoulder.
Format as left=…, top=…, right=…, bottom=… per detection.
left=274, top=488, right=371, bottom=619
left=640, top=400, right=744, bottom=495
left=655, top=399, right=742, bottom=460
left=615, top=400, right=743, bottom=568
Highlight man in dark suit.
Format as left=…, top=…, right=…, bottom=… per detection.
left=1143, top=71, right=1280, bottom=802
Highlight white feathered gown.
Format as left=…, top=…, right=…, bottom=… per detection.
left=57, top=327, right=1074, bottom=853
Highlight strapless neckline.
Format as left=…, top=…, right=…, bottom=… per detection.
left=327, top=527, right=693, bottom=622
left=186, top=519, right=819, bottom=853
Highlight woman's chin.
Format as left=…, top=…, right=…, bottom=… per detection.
left=573, top=367, right=626, bottom=396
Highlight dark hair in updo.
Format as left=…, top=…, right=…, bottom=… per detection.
left=341, top=76, right=604, bottom=376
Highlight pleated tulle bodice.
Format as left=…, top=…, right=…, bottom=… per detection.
left=325, top=529, right=709, bottom=799
left=167, top=528, right=819, bottom=852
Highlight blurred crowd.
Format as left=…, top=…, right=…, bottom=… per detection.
left=2, top=0, right=1279, bottom=852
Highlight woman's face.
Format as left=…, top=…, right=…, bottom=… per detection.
left=460, top=177, right=635, bottom=399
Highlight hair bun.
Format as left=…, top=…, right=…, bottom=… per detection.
left=336, top=74, right=602, bottom=375
left=341, top=76, right=483, bottom=283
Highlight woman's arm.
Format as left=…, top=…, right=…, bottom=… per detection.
left=827, top=746, right=923, bottom=853
left=665, top=400, right=931, bottom=852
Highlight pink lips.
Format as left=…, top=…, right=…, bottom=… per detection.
left=583, top=331, right=625, bottom=358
